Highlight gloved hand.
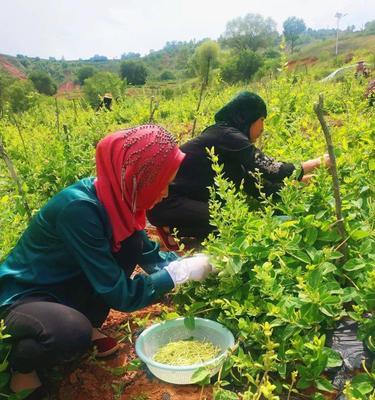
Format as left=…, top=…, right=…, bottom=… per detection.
left=165, top=254, right=215, bottom=286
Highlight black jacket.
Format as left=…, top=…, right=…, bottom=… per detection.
left=169, top=123, right=298, bottom=202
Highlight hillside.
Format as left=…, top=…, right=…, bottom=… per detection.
left=0, top=55, right=27, bottom=79
left=0, top=30, right=374, bottom=93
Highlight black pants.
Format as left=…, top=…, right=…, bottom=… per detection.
left=3, top=298, right=92, bottom=373
left=147, top=194, right=213, bottom=240
left=0, top=231, right=143, bottom=374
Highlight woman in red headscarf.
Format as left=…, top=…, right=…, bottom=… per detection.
left=0, top=125, right=214, bottom=399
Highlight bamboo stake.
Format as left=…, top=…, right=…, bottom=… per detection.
left=10, top=113, right=28, bottom=158
left=0, top=136, right=31, bottom=219
left=313, top=94, right=348, bottom=260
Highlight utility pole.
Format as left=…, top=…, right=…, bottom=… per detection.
left=335, top=12, right=347, bottom=56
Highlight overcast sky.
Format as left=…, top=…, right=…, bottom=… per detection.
left=1, top=0, right=373, bottom=60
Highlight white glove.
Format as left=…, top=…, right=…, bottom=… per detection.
left=165, top=254, right=215, bottom=286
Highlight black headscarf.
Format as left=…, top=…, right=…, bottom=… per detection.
left=214, top=91, right=267, bottom=136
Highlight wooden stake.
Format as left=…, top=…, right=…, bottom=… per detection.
left=0, top=136, right=31, bottom=219
left=313, top=94, right=348, bottom=260
left=55, top=97, right=60, bottom=135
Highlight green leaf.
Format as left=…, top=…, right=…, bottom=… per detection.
left=296, top=377, right=313, bottom=390
left=318, top=230, right=341, bottom=242
left=311, top=394, right=325, bottom=400
left=191, top=367, right=211, bottom=384
left=320, top=262, right=336, bottom=275
left=300, top=303, right=322, bottom=324
left=304, top=227, right=318, bottom=246
left=315, top=377, right=335, bottom=392
left=184, top=315, right=195, bottom=330
left=0, top=371, right=10, bottom=389
left=308, top=269, right=322, bottom=289
left=289, top=250, right=310, bottom=264
left=342, top=287, right=358, bottom=303
left=213, top=388, right=239, bottom=400
left=350, top=229, right=370, bottom=241
left=329, top=251, right=344, bottom=260
left=342, top=259, right=366, bottom=272
left=356, top=382, right=374, bottom=395
left=325, top=348, right=343, bottom=368
left=0, top=359, right=8, bottom=373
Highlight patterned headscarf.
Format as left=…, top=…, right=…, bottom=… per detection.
left=95, top=125, right=185, bottom=252
left=214, top=91, right=267, bottom=136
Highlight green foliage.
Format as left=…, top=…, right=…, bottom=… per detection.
left=283, top=17, right=307, bottom=53
left=159, top=70, right=176, bottom=81
left=221, top=13, right=278, bottom=51
left=0, top=72, right=15, bottom=113
left=192, top=40, right=220, bottom=80
left=6, top=80, right=37, bottom=113
left=83, top=71, right=124, bottom=108
left=0, top=63, right=374, bottom=398
left=364, top=20, right=375, bottom=34
left=29, top=71, right=57, bottom=96
left=76, top=66, right=96, bottom=85
left=221, top=50, right=263, bottom=84
left=172, top=75, right=374, bottom=397
left=120, top=61, right=148, bottom=85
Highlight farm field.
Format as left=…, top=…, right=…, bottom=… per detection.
left=0, top=67, right=374, bottom=400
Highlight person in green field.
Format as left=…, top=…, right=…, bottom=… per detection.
left=147, top=91, right=331, bottom=242
left=0, top=125, right=215, bottom=399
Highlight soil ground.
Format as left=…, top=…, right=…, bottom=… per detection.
left=50, top=306, right=213, bottom=400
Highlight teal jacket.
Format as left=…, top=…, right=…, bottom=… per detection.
left=0, top=178, right=175, bottom=312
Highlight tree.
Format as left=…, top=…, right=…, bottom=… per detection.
left=119, top=61, right=148, bottom=85
left=83, top=71, right=124, bottom=108
left=193, top=40, right=220, bottom=82
left=220, top=50, right=263, bottom=84
left=221, top=14, right=278, bottom=51
left=76, top=66, right=96, bottom=85
left=283, top=17, right=306, bottom=53
left=29, top=71, right=57, bottom=96
left=89, top=55, right=108, bottom=62
left=120, top=52, right=141, bottom=60
left=0, top=72, right=14, bottom=113
left=6, top=80, right=36, bottom=113
left=159, top=70, right=176, bottom=81
left=190, top=40, right=220, bottom=136
left=364, top=20, right=375, bottom=34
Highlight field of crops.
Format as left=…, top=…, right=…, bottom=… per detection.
left=0, top=69, right=374, bottom=399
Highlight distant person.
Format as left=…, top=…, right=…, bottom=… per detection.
left=0, top=125, right=215, bottom=399
left=97, top=93, right=113, bottom=111
left=355, top=61, right=370, bottom=78
left=147, top=91, right=331, bottom=242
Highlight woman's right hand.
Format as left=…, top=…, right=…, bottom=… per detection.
left=165, top=254, right=216, bottom=286
left=302, top=153, right=331, bottom=174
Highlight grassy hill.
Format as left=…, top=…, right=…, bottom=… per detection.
left=0, top=30, right=374, bottom=94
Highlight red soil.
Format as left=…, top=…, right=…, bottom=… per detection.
left=0, top=56, right=27, bottom=80
left=57, top=81, right=81, bottom=96
left=286, top=57, right=318, bottom=70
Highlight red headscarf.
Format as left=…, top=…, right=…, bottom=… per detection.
left=95, top=125, right=185, bottom=252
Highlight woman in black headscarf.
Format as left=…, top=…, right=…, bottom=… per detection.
left=147, top=91, right=329, bottom=241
